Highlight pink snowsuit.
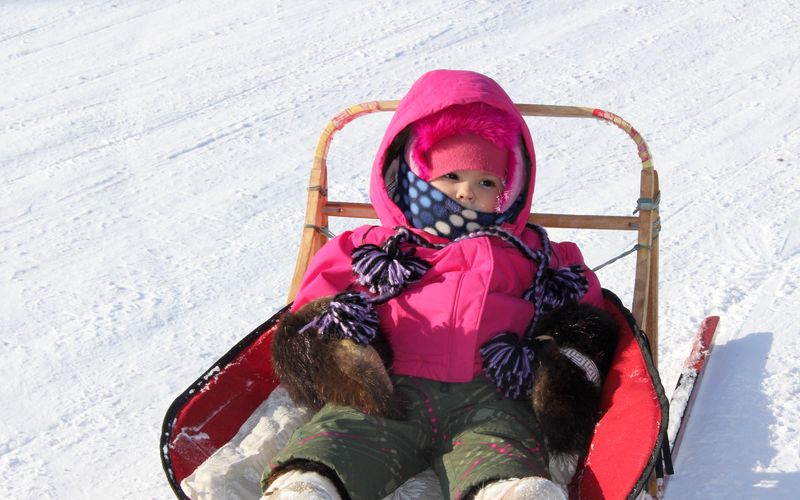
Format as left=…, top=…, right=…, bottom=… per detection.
left=291, top=69, right=602, bottom=384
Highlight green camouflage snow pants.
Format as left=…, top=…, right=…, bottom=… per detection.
left=263, top=375, right=549, bottom=500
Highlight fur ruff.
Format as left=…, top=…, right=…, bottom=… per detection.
left=532, top=303, right=619, bottom=456
left=411, top=102, right=519, bottom=156
left=406, top=102, right=525, bottom=212
left=271, top=297, right=404, bottom=419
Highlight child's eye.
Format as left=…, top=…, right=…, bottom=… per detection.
left=444, top=172, right=459, bottom=180
left=480, top=179, right=497, bottom=188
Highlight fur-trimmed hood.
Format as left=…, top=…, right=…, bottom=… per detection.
left=370, top=70, right=536, bottom=236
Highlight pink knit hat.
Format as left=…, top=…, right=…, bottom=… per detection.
left=425, top=133, right=508, bottom=181
left=405, top=102, right=524, bottom=212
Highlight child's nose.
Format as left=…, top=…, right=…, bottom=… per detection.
left=456, top=183, right=474, bottom=200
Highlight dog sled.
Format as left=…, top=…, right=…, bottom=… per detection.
left=160, top=101, right=718, bottom=499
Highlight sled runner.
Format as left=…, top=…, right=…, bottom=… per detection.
left=161, top=102, right=714, bottom=499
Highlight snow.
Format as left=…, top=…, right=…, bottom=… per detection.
left=2, top=1, right=798, bottom=498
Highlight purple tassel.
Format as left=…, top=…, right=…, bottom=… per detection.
left=480, top=332, right=535, bottom=399
left=539, top=265, right=589, bottom=312
left=351, top=241, right=430, bottom=297
left=524, top=265, right=588, bottom=309
left=300, top=292, right=378, bottom=345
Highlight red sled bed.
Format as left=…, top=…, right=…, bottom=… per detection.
left=161, top=102, right=673, bottom=499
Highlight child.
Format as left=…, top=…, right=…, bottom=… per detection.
left=263, top=70, right=616, bottom=500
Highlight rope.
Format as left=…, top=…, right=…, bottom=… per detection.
left=304, top=224, right=335, bottom=239
left=591, top=244, right=645, bottom=272
left=591, top=208, right=661, bottom=272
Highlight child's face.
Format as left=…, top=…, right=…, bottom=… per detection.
left=429, top=169, right=503, bottom=213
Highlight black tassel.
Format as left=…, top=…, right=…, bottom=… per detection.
left=300, top=291, right=379, bottom=345
left=480, top=332, right=535, bottom=399
left=538, top=265, right=589, bottom=312
left=351, top=239, right=430, bottom=297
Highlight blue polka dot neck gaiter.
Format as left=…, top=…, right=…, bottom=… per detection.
left=391, top=156, right=525, bottom=240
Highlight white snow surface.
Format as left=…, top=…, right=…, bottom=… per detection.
left=2, top=1, right=798, bottom=498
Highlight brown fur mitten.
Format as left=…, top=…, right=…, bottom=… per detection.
left=271, top=297, right=404, bottom=418
left=532, top=303, right=618, bottom=456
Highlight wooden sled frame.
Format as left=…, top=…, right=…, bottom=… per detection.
left=290, top=101, right=661, bottom=364
left=160, top=101, right=670, bottom=500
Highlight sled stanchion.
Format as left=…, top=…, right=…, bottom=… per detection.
left=288, top=102, right=398, bottom=302
left=632, top=168, right=660, bottom=360
left=289, top=142, right=329, bottom=302
left=629, top=168, right=661, bottom=499
left=647, top=192, right=661, bottom=367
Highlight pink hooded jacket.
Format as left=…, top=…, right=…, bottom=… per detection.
left=291, top=70, right=602, bottom=382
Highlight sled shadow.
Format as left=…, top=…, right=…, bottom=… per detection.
left=666, top=331, right=800, bottom=498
